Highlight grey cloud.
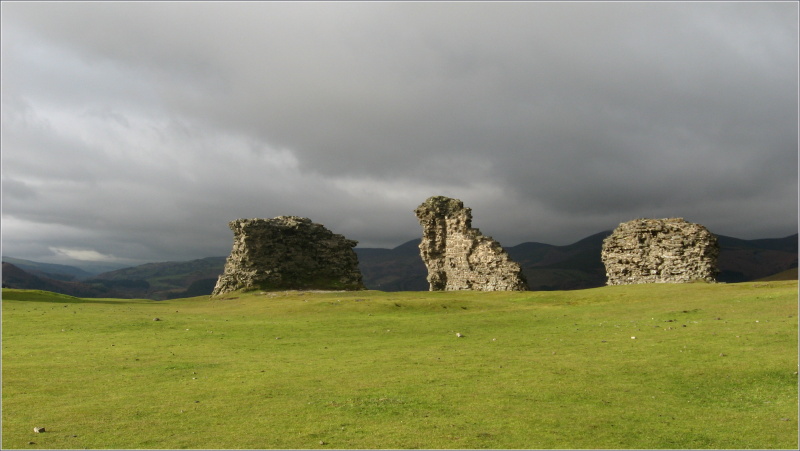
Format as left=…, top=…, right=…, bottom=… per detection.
left=1, top=2, right=796, bottom=265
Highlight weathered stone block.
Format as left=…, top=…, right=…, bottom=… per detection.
left=414, top=196, right=528, bottom=291
left=601, top=218, right=719, bottom=285
left=212, top=216, right=364, bottom=295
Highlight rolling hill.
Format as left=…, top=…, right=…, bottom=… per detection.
left=1, top=257, right=95, bottom=281
left=3, top=233, right=796, bottom=298
left=86, top=256, right=227, bottom=299
left=355, top=239, right=428, bottom=291
left=716, top=234, right=799, bottom=282
left=506, top=231, right=611, bottom=290
left=1, top=262, right=128, bottom=298
left=355, top=232, right=797, bottom=291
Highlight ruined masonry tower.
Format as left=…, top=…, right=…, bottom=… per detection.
left=212, top=216, right=364, bottom=295
left=414, top=196, right=528, bottom=291
left=601, top=218, right=719, bottom=285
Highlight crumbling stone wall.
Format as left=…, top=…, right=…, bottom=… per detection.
left=212, top=216, right=364, bottom=295
left=601, top=218, right=719, bottom=285
left=414, top=196, right=528, bottom=291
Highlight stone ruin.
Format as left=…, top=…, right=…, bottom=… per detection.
left=601, top=218, right=719, bottom=285
left=211, top=216, right=364, bottom=295
left=414, top=196, right=528, bottom=291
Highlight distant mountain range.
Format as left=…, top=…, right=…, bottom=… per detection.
left=355, top=232, right=798, bottom=291
left=2, top=257, right=226, bottom=300
left=2, top=257, right=97, bottom=281
left=3, top=232, right=796, bottom=299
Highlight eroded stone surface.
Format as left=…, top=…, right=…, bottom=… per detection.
left=212, top=216, right=364, bottom=295
left=414, top=196, right=528, bottom=291
left=601, top=218, right=719, bottom=285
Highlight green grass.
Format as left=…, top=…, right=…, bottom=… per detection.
left=2, top=281, right=797, bottom=449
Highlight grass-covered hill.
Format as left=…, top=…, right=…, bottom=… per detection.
left=2, top=257, right=226, bottom=300
left=357, top=233, right=798, bottom=291
left=1, top=257, right=95, bottom=281
left=3, top=233, right=796, bottom=298
left=716, top=234, right=799, bottom=282
left=2, top=281, right=797, bottom=449
left=87, top=256, right=226, bottom=299
left=1, top=263, right=128, bottom=298
left=355, top=238, right=429, bottom=291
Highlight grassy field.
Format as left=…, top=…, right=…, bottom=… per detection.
left=2, top=281, right=797, bottom=449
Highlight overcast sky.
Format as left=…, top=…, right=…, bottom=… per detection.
left=2, top=1, right=798, bottom=267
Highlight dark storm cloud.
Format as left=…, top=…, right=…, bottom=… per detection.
left=1, top=2, right=796, bottom=266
